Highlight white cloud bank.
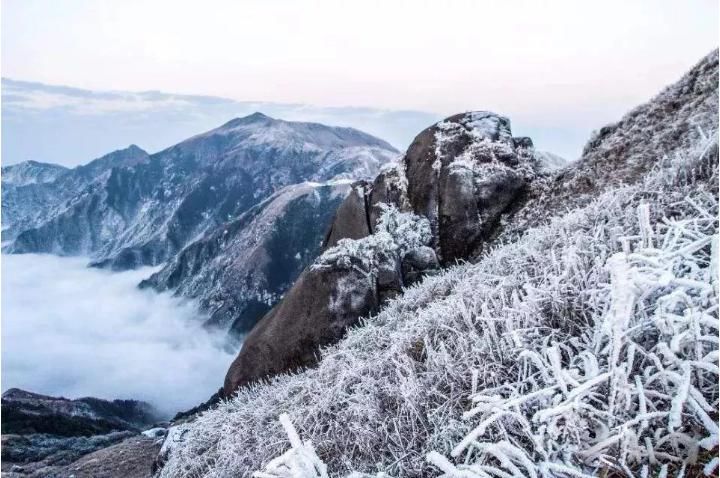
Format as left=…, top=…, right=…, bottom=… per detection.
left=1, top=253, right=234, bottom=417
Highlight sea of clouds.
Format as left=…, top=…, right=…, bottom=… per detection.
left=1, top=253, right=234, bottom=417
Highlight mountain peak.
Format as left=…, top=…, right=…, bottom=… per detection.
left=125, top=144, right=146, bottom=153
left=221, top=112, right=274, bottom=129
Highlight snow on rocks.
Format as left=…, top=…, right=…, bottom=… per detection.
left=404, top=111, right=539, bottom=264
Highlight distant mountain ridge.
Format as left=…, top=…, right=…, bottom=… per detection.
left=3, top=113, right=397, bottom=270
left=1, top=388, right=159, bottom=437
left=1, top=388, right=162, bottom=477
left=1, top=161, right=68, bottom=187
left=3, top=77, right=440, bottom=167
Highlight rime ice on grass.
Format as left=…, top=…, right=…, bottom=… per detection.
left=159, top=128, right=718, bottom=478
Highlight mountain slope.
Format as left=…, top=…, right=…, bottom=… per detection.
left=1, top=161, right=68, bottom=187
left=1, top=388, right=162, bottom=477
left=1, top=146, right=149, bottom=240
left=156, top=51, right=719, bottom=478
left=1, top=388, right=159, bottom=437
left=140, top=180, right=354, bottom=336
left=506, top=49, right=719, bottom=236
left=4, top=114, right=397, bottom=269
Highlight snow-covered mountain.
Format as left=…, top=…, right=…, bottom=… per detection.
left=533, top=150, right=567, bottom=172
left=2, top=145, right=150, bottom=241
left=3, top=113, right=398, bottom=270
left=1, top=161, right=69, bottom=187
left=2, top=78, right=440, bottom=167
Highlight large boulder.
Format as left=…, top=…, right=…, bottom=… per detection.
left=223, top=263, right=379, bottom=394
left=223, top=111, right=540, bottom=396
left=322, top=181, right=372, bottom=249
left=223, top=207, right=432, bottom=395
left=404, top=111, right=537, bottom=263
left=368, top=164, right=411, bottom=229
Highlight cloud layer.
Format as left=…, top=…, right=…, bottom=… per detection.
left=1, top=253, right=234, bottom=417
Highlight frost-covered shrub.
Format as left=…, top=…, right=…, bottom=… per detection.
left=158, top=134, right=717, bottom=478
left=314, top=204, right=431, bottom=273
left=374, top=203, right=432, bottom=257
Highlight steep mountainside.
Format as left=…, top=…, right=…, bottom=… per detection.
left=157, top=51, right=719, bottom=478
left=4, top=113, right=397, bottom=269
left=141, top=180, right=354, bottom=336
left=1, top=146, right=149, bottom=240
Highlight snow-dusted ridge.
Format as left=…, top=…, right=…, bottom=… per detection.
left=142, top=179, right=357, bottom=336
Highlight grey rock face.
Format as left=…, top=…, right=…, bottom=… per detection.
left=322, top=181, right=372, bottom=249
left=223, top=263, right=379, bottom=395
left=404, top=111, right=537, bottom=263
left=4, top=114, right=398, bottom=269
left=368, top=165, right=411, bottom=229
left=401, top=246, right=439, bottom=285
left=141, top=181, right=352, bottom=336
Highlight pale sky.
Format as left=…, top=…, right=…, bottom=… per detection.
left=1, top=0, right=718, bottom=159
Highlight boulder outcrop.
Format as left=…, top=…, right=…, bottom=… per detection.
left=223, top=111, right=540, bottom=395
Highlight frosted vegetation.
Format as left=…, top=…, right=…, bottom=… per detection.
left=159, top=131, right=717, bottom=477
left=315, top=203, right=432, bottom=273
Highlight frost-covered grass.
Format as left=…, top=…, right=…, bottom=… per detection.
left=158, top=135, right=717, bottom=477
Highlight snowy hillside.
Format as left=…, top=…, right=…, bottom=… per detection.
left=1, top=161, right=68, bottom=187
left=155, top=52, right=719, bottom=478
left=1, top=145, right=150, bottom=240
left=158, top=118, right=718, bottom=478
